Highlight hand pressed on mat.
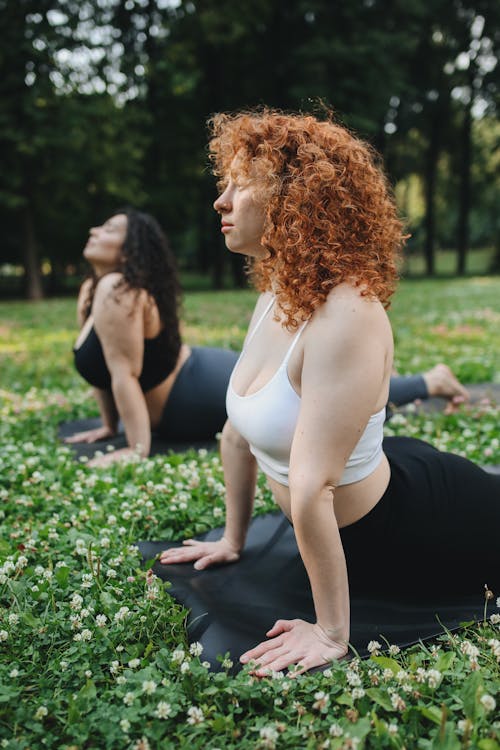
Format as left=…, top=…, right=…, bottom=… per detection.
left=240, top=618, right=348, bottom=677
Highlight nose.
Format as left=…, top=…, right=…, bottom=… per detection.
left=214, top=188, right=231, bottom=213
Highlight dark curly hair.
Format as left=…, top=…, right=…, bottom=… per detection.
left=209, top=108, right=407, bottom=329
left=82, top=208, right=182, bottom=361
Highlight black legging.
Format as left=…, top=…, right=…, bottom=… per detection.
left=156, top=347, right=239, bottom=441
left=340, top=437, right=500, bottom=596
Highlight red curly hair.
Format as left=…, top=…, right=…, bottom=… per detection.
left=208, top=108, right=406, bottom=328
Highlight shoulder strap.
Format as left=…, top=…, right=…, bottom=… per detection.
left=282, top=319, right=309, bottom=366
left=244, top=296, right=275, bottom=349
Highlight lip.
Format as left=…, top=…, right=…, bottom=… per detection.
left=221, top=221, right=234, bottom=233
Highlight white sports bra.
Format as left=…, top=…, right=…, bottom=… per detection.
left=226, top=296, right=385, bottom=487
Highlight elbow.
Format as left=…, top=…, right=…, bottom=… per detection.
left=288, top=471, right=339, bottom=525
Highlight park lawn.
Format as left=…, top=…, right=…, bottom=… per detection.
left=0, top=277, right=499, bottom=749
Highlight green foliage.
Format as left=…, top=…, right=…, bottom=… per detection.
left=0, top=278, right=499, bottom=747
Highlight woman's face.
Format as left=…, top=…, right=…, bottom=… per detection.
left=213, top=160, right=267, bottom=259
left=83, top=214, right=128, bottom=273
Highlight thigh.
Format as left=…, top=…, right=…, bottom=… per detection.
left=341, top=437, right=500, bottom=594
left=156, top=347, right=239, bottom=441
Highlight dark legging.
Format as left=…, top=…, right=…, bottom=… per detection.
left=156, top=347, right=238, bottom=441
left=340, top=437, right=500, bottom=596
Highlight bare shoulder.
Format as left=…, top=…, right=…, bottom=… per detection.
left=93, top=274, right=146, bottom=322
left=310, top=283, right=391, bottom=342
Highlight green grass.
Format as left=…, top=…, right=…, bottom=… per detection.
left=0, top=278, right=499, bottom=749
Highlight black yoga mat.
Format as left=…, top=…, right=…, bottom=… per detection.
left=58, top=418, right=218, bottom=457
left=138, top=512, right=493, bottom=674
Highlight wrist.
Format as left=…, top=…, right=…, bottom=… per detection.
left=316, top=621, right=349, bottom=646
left=221, top=535, right=242, bottom=554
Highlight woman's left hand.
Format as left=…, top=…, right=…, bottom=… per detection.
left=239, top=619, right=348, bottom=676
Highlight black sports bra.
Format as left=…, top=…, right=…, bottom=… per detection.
left=73, top=325, right=180, bottom=393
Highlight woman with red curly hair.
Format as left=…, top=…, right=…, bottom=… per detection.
left=161, top=109, right=500, bottom=674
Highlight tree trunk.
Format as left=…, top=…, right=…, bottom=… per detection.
left=22, top=205, right=44, bottom=300
left=423, top=114, right=440, bottom=276
left=456, top=100, right=472, bottom=276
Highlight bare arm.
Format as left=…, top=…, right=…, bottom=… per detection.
left=94, top=388, right=119, bottom=433
left=241, top=288, right=392, bottom=674
left=91, top=275, right=151, bottom=460
left=159, top=420, right=257, bottom=567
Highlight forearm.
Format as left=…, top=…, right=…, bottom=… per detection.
left=94, top=388, right=119, bottom=433
left=220, top=422, right=257, bottom=552
left=291, top=489, right=350, bottom=643
left=111, top=375, right=151, bottom=456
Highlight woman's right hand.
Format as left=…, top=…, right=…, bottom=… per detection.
left=64, top=426, right=116, bottom=444
left=159, top=537, right=240, bottom=570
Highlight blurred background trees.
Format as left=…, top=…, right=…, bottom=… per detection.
left=0, top=0, right=498, bottom=297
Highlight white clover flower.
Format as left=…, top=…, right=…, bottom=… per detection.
left=123, top=692, right=135, bottom=706
left=259, top=726, right=278, bottom=745
left=383, top=668, right=394, bottom=681
left=107, top=514, right=117, bottom=525
left=180, top=661, right=190, bottom=674
left=114, top=606, right=131, bottom=622
left=8, top=613, right=19, bottom=626
left=367, top=640, right=382, bottom=655
left=313, top=691, right=329, bottom=712
left=323, top=668, right=333, bottom=678
left=15, top=556, right=28, bottom=570
left=346, top=670, right=362, bottom=687
left=106, top=569, right=117, bottom=579
left=352, top=688, right=365, bottom=700
left=1, top=630, right=11, bottom=641
left=34, top=706, right=48, bottom=720
left=186, top=706, right=205, bottom=725
left=480, top=694, right=496, bottom=712
left=9, top=668, right=19, bottom=678
left=128, top=658, right=140, bottom=669
left=388, top=723, right=399, bottom=736
left=488, top=638, right=500, bottom=659
left=329, top=723, right=343, bottom=737
left=34, top=565, right=44, bottom=576
left=116, top=645, right=125, bottom=652
left=85, top=670, right=92, bottom=678
left=43, top=569, right=53, bottom=580
left=426, top=669, right=442, bottom=688
left=396, top=670, right=408, bottom=683
left=460, top=641, right=480, bottom=659
left=221, top=656, right=233, bottom=670
left=73, top=633, right=83, bottom=641
left=109, top=661, right=120, bottom=675
left=95, top=614, right=107, bottom=627
left=415, top=667, right=427, bottom=683
left=390, top=693, right=406, bottom=712
left=142, top=680, right=157, bottom=695
left=155, top=701, right=172, bottom=719
left=171, top=648, right=185, bottom=664
left=388, top=644, right=401, bottom=656
left=70, top=593, right=83, bottom=611
left=189, top=642, right=203, bottom=657
left=489, top=614, right=500, bottom=625
left=120, top=719, right=131, bottom=733
left=496, top=597, right=500, bottom=608
left=81, top=574, right=93, bottom=589
left=60, top=661, right=68, bottom=671
left=80, top=608, right=90, bottom=618
left=80, top=629, right=92, bottom=641
left=100, top=537, right=110, bottom=549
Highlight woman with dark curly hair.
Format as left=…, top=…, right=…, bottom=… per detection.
left=68, top=208, right=238, bottom=467
left=160, top=109, right=500, bottom=674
